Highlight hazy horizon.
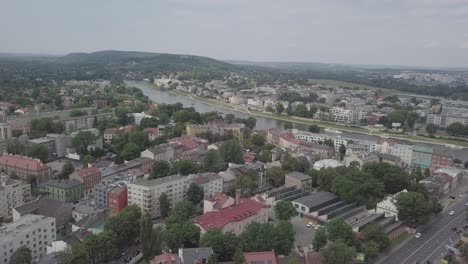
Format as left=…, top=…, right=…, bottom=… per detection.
left=2, top=0, right=468, bottom=68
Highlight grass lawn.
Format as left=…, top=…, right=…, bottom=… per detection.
left=390, top=233, right=410, bottom=249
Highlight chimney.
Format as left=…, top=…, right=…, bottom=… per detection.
left=235, top=188, right=241, bottom=205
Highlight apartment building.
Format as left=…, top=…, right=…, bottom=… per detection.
left=0, top=174, right=31, bottom=220
left=70, top=166, right=101, bottom=196
left=187, top=172, right=223, bottom=199
left=140, top=143, right=177, bottom=161
left=186, top=120, right=245, bottom=140
left=292, top=130, right=348, bottom=152
left=43, top=179, right=83, bottom=202
left=127, top=175, right=189, bottom=218
left=107, top=186, right=128, bottom=216
left=0, top=154, right=51, bottom=184
left=0, top=214, right=56, bottom=264
left=411, top=146, right=433, bottom=169
left=330, top=107, right=352, bottom=123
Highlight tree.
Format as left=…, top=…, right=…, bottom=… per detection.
left=59, top=161, right=75, bottom=180
left=207, top=254, right=219, bottom=264
left=362, top=162, right=410, bottom=194
left=363, top=241, right=380, bottom=262
left=317, top=167, right=338, bottom=192
left=140, top=117, right=159, bottom=129
left=140, top=213, right=163, bottom=261
left=219, top=140, right=244, bottom=164
left=447, top=122, right=465, bottom=136
left=313, top=228, right=328, bottom=251
left=308, top=124, right=320, bottom=133
left=128, top=130, right=150, bottom=150
left=6, top=140, right=24, bottom=155
left=165, top=201, right=195, bottom=228
left=165, top=222, right=200, bottom=250
left=171, top=160, right=199, bottom=176
left=10, top=246, right=32, bottom=264
left=200, top=229, right=240, bottom=262
left=265, top=106, right=274, bottom=113
left=236, top=173, right=257, bottom=195
left=396, top=191, right=434, bottom=227
left=202, top=149, right=226, bottom=172
left=339, top=144, right=346, bottom=161
left=121, top=142, right=140, bottom=161
left=281, top=153, right=304, bottom=172
left=233, top=248, right=246, bottom=264
left=249, top=134, right=265, bottom=146
left=150, top=160, right=171, bottom=179
left=104, top=205, right=142, bottom=247
left=159, top=193, right=170, bottom=218
left=59, top=244, right=91, bottom=264
left=425, top=124, right=438, bottom=135
left=274, top=221, right=295, bottom=255
left=241, top=223, right=275, bottom=252
left=319, top=240, right=356, bottom=264
left=187, top=183, right=204, bottom=205
left=267, top=166, right=285, bottom=187
left=72, top=131, right=97, bottom=155
left=362, top=224, right=389, bottom=251
left=326, top=218, right=355, bottom=246
left=274, top=200, right=297, bottom=221
left=276, top=103, right=284, bottom=114
left=244, top=117, right=257, bottom=130
left=28, top=144, right=49, bottom=163
left=424, top=168, right=431, bottom=178
left=284, top=122, right=293, bottom=130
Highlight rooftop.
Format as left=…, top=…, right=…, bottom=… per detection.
left=129, top=174, right=186, bottom=187
left=413, top=145, right=433, bottom=154
left=0, top=154, right=50, bottom=171
left=244, top=251, right=278, bottom=264
left=194, top=198, right=266, bottom=230
left=179, top=248, right=213, bottom=264
left=0, top=214, right=54, bottom=237
left=74, top=166, right=100, bottom=176
left=293, top=192, right=338, bottom=209
left=44, top=179, right=83, bottom=189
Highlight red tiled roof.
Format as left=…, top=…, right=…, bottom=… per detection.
left=76, top=166, right=100, bottom=177
left=150, top=253, right=181, bottom=264
left=244, top=251, right=278, bottom=264
left=207, top=192, right=231, bottom=209
left=0, top=154, right=49, bottom=171
left=194, top=198, right=266, bottom=230
left=377, top=138, right=396, bottom=145
left=169, top=137, right=200, bottom=150
left=108, top=186, right=127, bottom=197
left=243, top=153, right=256, bottom=163
left=143, top=127, right=159, bottom=134
left=280, top=133, right=301, bottom=145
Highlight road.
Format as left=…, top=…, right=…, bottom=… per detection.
left=106, top=244, right=141, bottom=264
left=379, top=197, right=468, bottom=264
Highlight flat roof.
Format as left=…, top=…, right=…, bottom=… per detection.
left=293, top=192, right=338, bottom=209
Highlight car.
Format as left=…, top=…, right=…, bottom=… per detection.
left=415, top=233, right=421, bottom=238
left=449, top=211, right=455, bottom=216
left=306, top=222, right=313, bottom=228
left=450, top=195, right=456, bottom=199
left=132, top=250, right=141, bottom=257
left=314, top=225, right=320, bottom=230
left=124, top=256, right=132, bottom=263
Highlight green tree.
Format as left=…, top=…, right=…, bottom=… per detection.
left=128, top=130, right=150, bottom=150
left=165, top=201, right=195, bottom=228
left=165, top=222, right=200, bottom=251
left=249, top=133, right=265, bottom=146
left=363, top=241, right=380, bottom=262
left=121, top=142, right=141, bottom=161
left=396, top=191, right=434, bottom=227
left=82, top=154, right=94, bottom=168
left=362, top=224, right=389, bottom=251
left=159, top=193, right=170, bottom=218
left=276, top=103, right=284, bottom=114
left=150, top=160, right=171, bottom=179
left=241, top=223, right=275, bottom=252
left=58, top=244, right=91, bottom=264
left=140, top=117, right=159, bottom=129
left=265, top=106, right=274, bottom=113
left=170, top=160, right=199, bottom=176
left=10, top=246, right=32, bottom=264
left=187, top=183, right=204, bottom=205
left=339, top=144, right=346, bottom=161
left=308, top=124, right=320, bottom=133
left=293, top=103, right=310, bottom=117
left=219, top=140, right=244, bottom=164
left=319, top=240, right=356, bottom=264
left=425, top=124, right=438, bottom=135
left=59, top=161, right=75, bottom=180
left=274, top=200, right=297, bottom=221
left=202, top=149, right=226, bottom=172
left=233, top=248, right=246, bottom=264
left=200, top=230, right=240, bottom=262
left=362, top=162, right=410, bottom=195
left=447, top=122, right=465, bottom=136
left=327, top=218, right=355, bottom=246
left=284, top=122, right=293, bottom=130
left=140, top=213, right=163, bottom=261
left=6, top=140, right=24, bottom=155
left=281, top=153, right=304, bottom=172
left=317, top=167, right=338, bottom=192
left=313, top=228, right=328, bottom=251
left=104, top=205, right=142, bottom=248
left=72, top=131, right=97, bottom=155
left=28, top=144, right=49, bottom=163
left=274, top=221, right=295, bottom=255
left=464, top=161, right=468, bottom=169
left=267, top=166, right=286, bottom=187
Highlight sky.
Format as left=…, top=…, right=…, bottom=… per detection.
left=1, top=0, right=468, bottom=67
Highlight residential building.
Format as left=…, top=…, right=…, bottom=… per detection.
left=128, top=112, right=152, bottom=126
left=299, top=141, right=333, bottom=159
left=193, top=190, right=268, bottom=235
left=69, top=166, right=101, bottom=196
left=72, top=202, right=105, bottom=222
left=244, top=251, right=278, bottom=264
left=46, top=134, right=72, bottom=157
left=330, top=107, right=352, bottom=123
left=431, top=149, right=453, bottom=168
left=140, top=143, right=177, bottom=161
left=187, top=172, right=223, bottom=199
left=108, top=186, right=128, bottom=216
left=186, top=120, right=245, bottom=140
left=411, top=146, right=433, bottom=169
left=127, top=175, right=189, bottom=218
left=150, top=252, right=181, bottom=264
left=0, top=174, right=31, bottom=220
left=43, top=179, right=83, bottom=202
left=143, top=127, right=160, bottom=141
left=375, top=190, right=407, bottom=221
left=285, top=172, right=312, bottom=191
left=0, top=154, right=51, bottom=183
left=13, top=197, right=74, bottom=228
left=203, top=192, right=235, bottom=213
left=178, top=248, right=214, bottom=264
left=0, top=214, right=56, bottom=264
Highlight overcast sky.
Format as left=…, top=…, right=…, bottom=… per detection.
left=1, top=0, right=468, bottom=67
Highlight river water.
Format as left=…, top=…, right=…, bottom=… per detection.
left=127, top=81, right=468, bottom=160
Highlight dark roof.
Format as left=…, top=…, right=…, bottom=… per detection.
left=293, top=192, right=338, bottom=209
left=44, top=179, right=82, bottom=189
left=286, top=172, right=311, bottom=181
left=179, top=248, right=213, bottom=264
left=14, top=196, right=74, bottom=218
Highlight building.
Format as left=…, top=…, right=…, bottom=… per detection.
left=330, top=107, right=352, bottom=123
left=0, top=174, right=31, bottom=220
left=128, top=112, right=152, bottom=126
left=411, top=146, right=433, bottom=169
left=292, top=192, right=339, bottom=217
left=193, top=191, right=268, bottom=235
left=188, top=172, right=223, bottom=199
left=150, top=252, right=181, bottom=264
left=178, top=248, right=214, bottom=264
left=69, top=166, right=101, bottom=196
left=244, top=251, right=278, bottom=264
left=13, top=197, right=74, bottom=228
left=140, top=143, right=177, bottom=161
left=0, top=154, right=51, bottom=183
left=285, top=172, right=312, bottom=191
left=203, top=192, right=235, bottom=213
left=375, top=190, right=407, bottom=221
left=186, top=120, right=245, bottom=140
left=312, top=159, right=343, bottom=170
left=43, top=179, right=83, bottom=202
left=46, top=134, right=72, bottom=157
left=144, top=127, right=160, bottom=141
left=72, top=202, right=105, bottom=222
left=127, top=175, right=189, bottom=218
left=107, top=186, right=128, bottom=216
left=0, top=111, right=12, bottom=141
left=27, top=137, right=56, bottom=160
left=0, top=214, right=56, bottom=264
left=431, top=149, right=453, bottom=168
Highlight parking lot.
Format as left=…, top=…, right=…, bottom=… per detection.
left=290, top=217, right=316, bottom=248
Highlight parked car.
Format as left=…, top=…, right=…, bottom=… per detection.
left=415, top=233, right=421, bottom=238
left=124, top=256, right=132, bottom=263
left=449, top=211, right=455, bottom=216
left=306, top=222, right=313, bottom=228
left=132, top=250, right=141, bottom=257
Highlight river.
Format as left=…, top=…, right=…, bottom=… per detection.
left=127, top=81, right=468, bottom=161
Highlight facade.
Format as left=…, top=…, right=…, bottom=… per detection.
left=375, top=190, right=407, bottom=221
left=127, top=175, right=189, bottom=218
left=186, top=120, right=245, bottom=140
left=0, top=154, right=51, bottom=183
left=411, top=146, right=433, bottom=169
left=46, top=134, right=72, bottom=157
left=143, top=127, right=160, bottom=141
left=43, top=179, right=83, bottom=202
left=285, top=172, right=312, bottom=191
left=331, top=107, right=352, bottom=123
left=0, top=214, right=56, bottom=264
left=140, top=143, right=177, bottom=161
left=69, top=166, right=101, bottom=196
left=188, top=172, right=223, bottom=199
left=0, top=174, right=31, bottom=220
left=312, top=159, right=343, bottom=170
left=13, top=197, right=74, bottom=228
left=431, top=150, right=453, bottom=168
left=194, top=192, right=268, bottom=235
left=0, top=111, right=12, bottom=141
left=107, top=186, right=128, bottom=216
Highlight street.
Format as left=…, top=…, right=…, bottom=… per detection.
left=379, top=196, right=468, bottom=264
left=106, top=244, right=142, bottom=264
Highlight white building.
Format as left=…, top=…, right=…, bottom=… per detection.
left=0, top=214, right=56, bottom=264
left=187, top=172, right=223, bottom=199
left=0, top=174, right=31, bottom=220
left=128, top=112, right=153, bottom=126
left=313, top=159, right=343, bottom=170
left=127, top=175, right=189, bottom=218
left=331, top=107, right=352, bottom=123
left=292, top=130, right=348, bottom=152
left=375, top=190, right=407, bottom=221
